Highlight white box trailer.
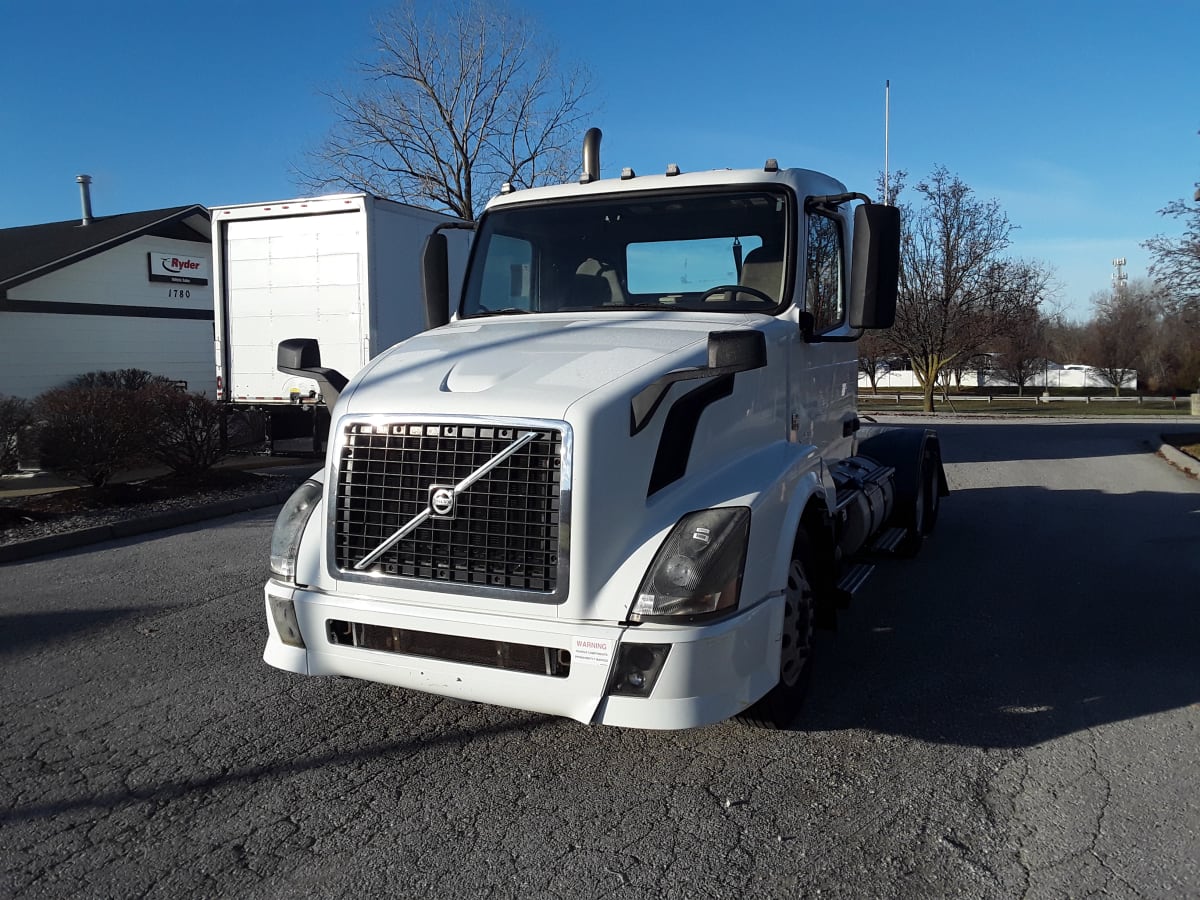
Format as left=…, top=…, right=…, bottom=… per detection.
left=210, top=194, right=468, bottom=449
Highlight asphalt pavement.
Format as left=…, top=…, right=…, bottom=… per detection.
left=1, top=416, right=1198, bottom=898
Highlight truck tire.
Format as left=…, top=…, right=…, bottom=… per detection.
left=898, top=442, right=942, bottom=557
left=737, top=536, right=816, bottom=729
left=920, top=443, right=942, bottom=535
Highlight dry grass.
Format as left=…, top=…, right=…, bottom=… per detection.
left=1162, top=433, right=1200, bottom=461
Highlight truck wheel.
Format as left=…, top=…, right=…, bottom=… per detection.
left=921, top=444, right=942, bottom=535
left=898, top=444, right=941, bottom=556
left=737, top=544, right=815, bottom=729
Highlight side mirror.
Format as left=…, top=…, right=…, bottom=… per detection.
left=278, top=338, right=349, bottom=406
left=422, top=232, right=450, bottom=330
left=848, top=204, right=900, bottom=329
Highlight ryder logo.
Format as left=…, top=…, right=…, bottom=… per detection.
left=147, top=252, right=209, bottom=286
left=161, top=257, right=201, bottom=274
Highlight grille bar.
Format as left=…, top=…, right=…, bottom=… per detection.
left=332, top=420, right=565, bottom=595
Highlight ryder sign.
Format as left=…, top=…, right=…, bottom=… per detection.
left=148, top=252, right=209, bottom=285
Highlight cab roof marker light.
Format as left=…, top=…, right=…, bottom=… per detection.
left=621, top=167, right=636, bottom=180
left=764, top=158, right=779, bottom=172
left=666, top=163, right=681, bottom=176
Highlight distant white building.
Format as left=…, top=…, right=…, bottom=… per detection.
left=859, top=361, right=1136, bottom=391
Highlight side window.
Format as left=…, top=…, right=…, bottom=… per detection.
left=806, top=212, right=845, bottom=332
left=478, top=234, right=533, bottom=311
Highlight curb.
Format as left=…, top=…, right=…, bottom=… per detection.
left=1151, top=434, right=1200, bottom=479
left=0, top=488, right=295, bottom=565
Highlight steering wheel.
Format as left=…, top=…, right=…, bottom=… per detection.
left=696, top=284, right=776, bottom=305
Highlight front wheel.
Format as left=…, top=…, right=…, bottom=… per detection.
left=737, top=545, right=816, bottom=729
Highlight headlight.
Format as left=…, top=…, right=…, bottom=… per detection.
left=630, top=507, right=750, bottom=621
left=270, top=479, right=322, bottom=581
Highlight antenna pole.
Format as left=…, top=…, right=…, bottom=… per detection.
left=884, top=80, right=891, bottom=205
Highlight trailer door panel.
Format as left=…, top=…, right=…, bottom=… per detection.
left=224, top=211, right=365, bottom=402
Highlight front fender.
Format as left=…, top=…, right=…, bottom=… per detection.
left=765, top=442, right=830, bottom=593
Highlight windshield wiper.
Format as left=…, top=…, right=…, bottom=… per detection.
left=466, top=307, right=533, bottom=318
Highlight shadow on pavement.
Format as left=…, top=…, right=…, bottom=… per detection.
left=896, top=419, right=1200, bottom=464
left=802, top=481, right=1200, bottom=748
left=0, top=607, right=151, bottom=656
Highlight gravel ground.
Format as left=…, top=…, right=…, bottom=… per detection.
left=0, top=470, right=307, bottom=547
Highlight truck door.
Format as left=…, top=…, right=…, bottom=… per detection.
left=792, top=205, right=857, bottom=457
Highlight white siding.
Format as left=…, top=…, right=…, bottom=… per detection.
left=0, top=313, right=215, bottom=399
left=12, top=235, right=213, bottom=312
left=1, top=234, right=215, bottom=399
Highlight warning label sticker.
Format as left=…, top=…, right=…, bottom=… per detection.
left=572, top=637, right=613, bottom=667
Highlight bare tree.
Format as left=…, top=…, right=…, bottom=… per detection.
left=857, top=330, right=890, bottom=392
left=1044, top=316, right=1089, bottom=365
left=886, top=166, right=1048, bottom=411
left=1142, top=137, right=1200, bottom=326
left=298, top=1, right=594, bottom=220
left=1159, top=309, right=1200, bottom=392
left=1082, top=280, right=1158, bottom=396
left=991, top=306, right=1050, bottom=396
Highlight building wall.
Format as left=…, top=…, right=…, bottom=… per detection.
left=0, top=235, right=214, bottom=399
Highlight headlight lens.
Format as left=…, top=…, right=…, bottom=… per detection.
left=270, top=479, right=322, bottom=581
left=630, top=507, right=750, bottom=621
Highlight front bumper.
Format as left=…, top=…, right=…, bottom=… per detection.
left=263, top=581, right=783, bottom=730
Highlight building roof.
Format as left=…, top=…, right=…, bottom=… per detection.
left=0, top=205, right=211, bottom=293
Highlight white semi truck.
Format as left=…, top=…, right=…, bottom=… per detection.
left=209, top=194, right=468, bottom=450
left=263, top=131, right=947, bottom=729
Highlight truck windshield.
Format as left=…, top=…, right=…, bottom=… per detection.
left=460, top=188, right=791, bottom=317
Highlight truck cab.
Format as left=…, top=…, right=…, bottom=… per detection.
left=264, top=143, right=944, bottom=730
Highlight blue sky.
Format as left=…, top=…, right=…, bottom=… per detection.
left=2, top=0, right=1196, bottom=321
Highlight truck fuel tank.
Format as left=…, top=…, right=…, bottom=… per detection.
left=830, top=456, right=896, bottom=561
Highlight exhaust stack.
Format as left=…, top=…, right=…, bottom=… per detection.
left=76, top=174, right=94, bottom=225
left=580, top=128, right=602, bottom=184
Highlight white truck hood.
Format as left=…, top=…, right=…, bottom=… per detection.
left=330, top=311, right=772, bottom=625
left=341, top=314, right=740, bottom=419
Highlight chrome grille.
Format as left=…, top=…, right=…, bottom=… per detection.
left=333, top=421, right=563, bottom=593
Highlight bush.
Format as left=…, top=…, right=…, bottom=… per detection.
left=143, top=384, right=229, bottom=475
left=0, top=394, right=33, bottom=475
left=35, top=385, right=156, bottom=487
left=68, top=368, right=170, bottom=391
left=33, top=370, right=232, bottom=485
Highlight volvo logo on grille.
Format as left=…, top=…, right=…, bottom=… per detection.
left=429, top=485, right=456, bottom=518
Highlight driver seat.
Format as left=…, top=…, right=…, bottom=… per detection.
left=738, top=246, right=784, bottom=303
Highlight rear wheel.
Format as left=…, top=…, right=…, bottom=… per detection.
left=921, top=444, right=942, bottom=534
left=737, top=539, right=816, bottom=729
left=898, top=443, right=941, bottom=556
